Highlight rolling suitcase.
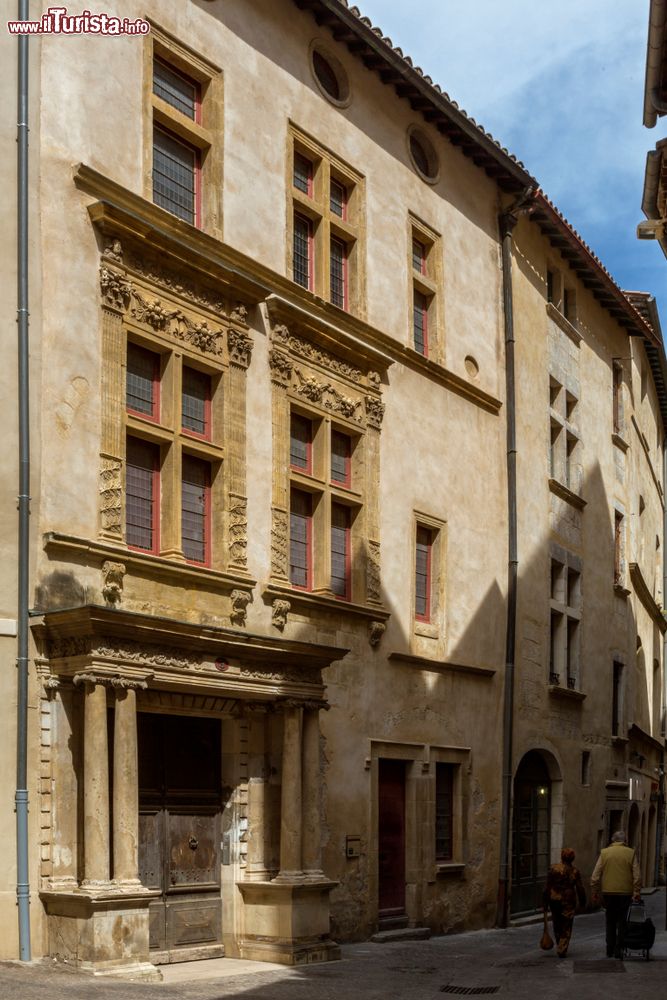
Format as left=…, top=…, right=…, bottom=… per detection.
left=623, top=900, right=655, bottom=960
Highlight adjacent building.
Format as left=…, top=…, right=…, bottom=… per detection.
left=1, top=0, right=665, bottom=978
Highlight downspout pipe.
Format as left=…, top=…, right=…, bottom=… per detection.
left=496, top=188, right=535, bottom=928
left=16, top=0, right=31, bottom=962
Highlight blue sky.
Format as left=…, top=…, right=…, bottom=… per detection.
left=355, top=0, right=667, bottom=325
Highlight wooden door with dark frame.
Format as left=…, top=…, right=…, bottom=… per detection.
left=137, top=712, right=224, bottom=962
left=378, top=758, right=406, bottom=916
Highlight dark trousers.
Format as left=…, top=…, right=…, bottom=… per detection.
left=603, top=893, right=632, bottom=956
left=549, top=901, right=574, bottom=956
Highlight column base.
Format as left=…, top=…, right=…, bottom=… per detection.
left=40, top=887, right=161, bottom=978
left=237, top=879, right=340, bottom=966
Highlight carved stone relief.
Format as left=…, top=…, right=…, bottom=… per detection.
left=230, top=589, right=252, bottom=627
left=270, top=509, right=289, bottom=579
left=368, top=621, right=386, bottom=647
left=366, top=540, right=382, bottom=603
left=269, top=349, right=293, bottom=389
left=129, top=290, right=225, bottom=356
left=101, top=561, right=125, bottom=608
left=271, top=598, right=291, bottom=631
left=99, top=458, right=123, bottom=537
left=293, top=369, right=363, bottom=422
left=99, top=267, right=131, bottom=312
left=228, top=493, right=248, bottom=569
left=227, top=328, right=253, bottom=368
left=272, top=324, right=364, bottom=385
left=365, top=395, right=385, bottom=429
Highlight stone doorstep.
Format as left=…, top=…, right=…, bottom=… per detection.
left=85, top=961, right=162, bottom=982
left=370, top=927, right=431, bottom=944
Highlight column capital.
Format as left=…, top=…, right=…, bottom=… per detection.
left=109, top=675, right=149, bottom=692
left=279, top=698, right=329, bottom=713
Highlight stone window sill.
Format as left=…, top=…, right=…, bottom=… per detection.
left=548, top=478, right=586, bottom=510
left=265, top=584, right=389, bottom=622
left=546, top=302, right=582, bottom=346
left=548, top=684, right=586, bottom=702
left=611, top=432, right=629, bottom=453
left=436, top=862, right=465, bottom=876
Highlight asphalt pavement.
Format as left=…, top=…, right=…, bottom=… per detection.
left=0, top=891, right=665, bottom=1000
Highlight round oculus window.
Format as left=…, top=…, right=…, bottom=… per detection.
left=408, top=128, right=439, bottom=183
left=310, top=43, right=350, bottom=107
left=313, top=50, right=340, bottom=101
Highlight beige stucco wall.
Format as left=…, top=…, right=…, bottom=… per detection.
left=0, top=0, right=663, bottom=964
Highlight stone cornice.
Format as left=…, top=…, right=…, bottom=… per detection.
left=387, top=652, right=496, bottom=678
left=548, top=478, right=587, bottom=510
left=265, top=584, right=390, bottom=624
left=629, top=561, right=667, bottom=633
left=75, top=164, right=502, bottom=417
left=43, top=532, right=256, bottom=594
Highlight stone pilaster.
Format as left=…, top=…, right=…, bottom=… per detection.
left=269, top=343, right=292, bottom=582
left=75, top=674, right=111, bottom=887
left=112, top=680, right=145, bottom=886
left=273, top=704, right=304, bottom=883
left=302, top=706, right=325, bottom=882
left=99, top=264, right=131, bottom=543
left=226, top=328, right=252, bottom=571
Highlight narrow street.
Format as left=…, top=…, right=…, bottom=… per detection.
left=0, top=891, right=664, bottom=1000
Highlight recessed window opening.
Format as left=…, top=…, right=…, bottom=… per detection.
left=182, top=366, right=210, bottom=437
left=127, top=343, right=160, bottom=419
left=153, top=58, right=198, bottom=120
left=153, top=126, right=198, bottom=225
left=313, top=49, right=341, bottom=101
left=330, top=178, right=346, bottom=218
left=293, top=152, right=313, bottom=196
left=293, top=212, right=313, bottom=290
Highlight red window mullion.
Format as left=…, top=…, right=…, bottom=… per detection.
left=194, top=149, right=202, bottom=228
left=151, top=461, right=161, bottom=555
left=308, top=223, right=314, bottom=291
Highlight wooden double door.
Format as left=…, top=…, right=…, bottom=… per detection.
left=138, top=713, right=224, bottom=962
left=510, top=752, right=551, bottom=916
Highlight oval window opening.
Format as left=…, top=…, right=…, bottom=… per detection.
left=408, top=128, right=439, bottom=182
left=313, top=50, right=340, bottom=101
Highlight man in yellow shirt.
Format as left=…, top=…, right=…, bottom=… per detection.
left=590, top=831, right=641, bottom=958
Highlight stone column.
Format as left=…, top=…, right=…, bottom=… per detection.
left=112, top=682, right=143, bottom=886
left=76, top=674, right=111, bottom=887
left=302, top=705, right=325, bottom=881
left=273, top=704, right=304, bottom=882
left=48, top=685, right=78, bottom=888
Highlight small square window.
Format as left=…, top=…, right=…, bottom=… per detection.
left=290, top=413, right=312, bottom=473
left=182, top=366, right=211, bottom=437
left=331, top=430, right=351, bottom=486
left=330, top=178, right=346, bottom=218
left=293, top=153, right=313, bottom=196
left=127, top=343, right=160, bottom=419
left=153, top=58, right=199, bottom=121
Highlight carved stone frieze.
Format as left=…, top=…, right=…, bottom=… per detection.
left=99, top=457, right=123, bottom=537
left=230, top=589, right=252, bottom=627
left=366, top=540, right=382, bottom=603
left=228, top=494, right=248, bottom=569
left=230, top=303, right=248, bottom=327
left=102, top=239, right=123, bottom=263
left=124, top=250, right=227, bottom=315
left=101, top=561, right=125, bottom=608
left=109, top=675, right=149, bottom=691
left=73, top=672, right=104, bottom=687
left=368, top=621, right=386, bottom=647
left=365, top=395, right=385, bottom=429
left=269, top=349, right=293, bottom=389
left=129, top=290, right=225, bottom=356
left=48, top=637, right=91, bottom=659
left=240, top=662, right=311, bottom=684
left=270, top=509, right=289, bottom=579
left=227, top=328, right=253, bottom=368
left=99, top=266, right=132, bottom=312
left=92, top=639, right=204, bottom=671
left=293, top=369, right=363, bottom=422
left=271, top=598, right=291, bottom=631
left=271, top=324, right=364, bottom=384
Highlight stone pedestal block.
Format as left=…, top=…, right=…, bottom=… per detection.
left=237, top=880, right=340, bottom=965
left=40, top=888, right=161, bottom=980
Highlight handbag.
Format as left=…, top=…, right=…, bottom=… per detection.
left=540, top=910, right=554, bottom=950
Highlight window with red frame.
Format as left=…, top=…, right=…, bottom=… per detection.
left=412, top=238, right=427, bottom=275
left=153, top=125, right=199, bottom=225
left=413, top=290, right=429, bottom=357
left=181, top=454, right=210, bottom=565
left=182, top=366, right=211, bottom=437
left=331, top=430, right=351, bottom=486
left=153, top=59, right=199, bottom=121
left=415, top=526, right=432, bottom=620
left=435, top=763, right=454, bottom=861
left=330, top=503, right=350, bottom=599
left=290, top=413, right=312, bottom=473
left=289, top=490, right=312, bottom=589
left=330, top=237, right=347, bottom=309
left=126, top=437, right=160, bottom=553
left=293, top=152, right=313, bottom=196
left=330, top=178, right=346, bottom=218
left=293, top=212, right=313, bottom=290
left=126, top=343, right=160, bottom=420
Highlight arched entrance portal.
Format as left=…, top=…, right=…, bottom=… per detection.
left=511, top=751, right=552, bottom=915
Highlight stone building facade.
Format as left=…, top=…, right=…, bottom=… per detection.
left=1, top=0, right=665, bottom=978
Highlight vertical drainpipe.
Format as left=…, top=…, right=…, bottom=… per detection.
left=663, top=440, right=667, bottom=922
left=496, top=189, right=534, bottom=928
left=16, top=0, right=32, bottom=962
